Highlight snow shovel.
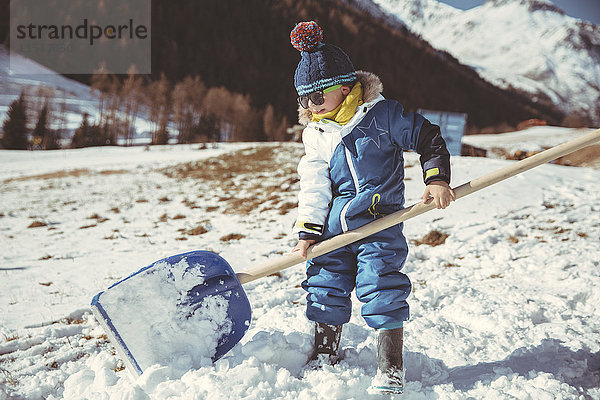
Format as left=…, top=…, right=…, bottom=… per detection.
left=91, top=129, right=600, bottom=377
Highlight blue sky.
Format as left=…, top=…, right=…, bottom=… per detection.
left=438, top=0, right=600, bottom=24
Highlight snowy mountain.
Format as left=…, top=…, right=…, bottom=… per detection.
left=1, top=132, right=599, bottom=398
left=372, top=0, right=600, bottom=126
left=0, top=45, right=99, bottom=131
left=0, top=45, right=154, bottom=143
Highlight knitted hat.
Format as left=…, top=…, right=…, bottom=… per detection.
left=290, top=21, right=357, bottom=96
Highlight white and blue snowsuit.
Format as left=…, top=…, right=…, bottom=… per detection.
left=294, top=71, right=451, bottom=329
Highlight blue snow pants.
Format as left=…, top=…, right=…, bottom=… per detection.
left=302, top=221, right=411, bottom=329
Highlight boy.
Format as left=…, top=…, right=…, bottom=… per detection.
left=289, top=21, right=455, bottom=394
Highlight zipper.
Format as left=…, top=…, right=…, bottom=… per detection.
left=340, top=146, right=360, bottom=232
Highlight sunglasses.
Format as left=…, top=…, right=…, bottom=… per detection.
left=297, top=84, right=342, bottom=109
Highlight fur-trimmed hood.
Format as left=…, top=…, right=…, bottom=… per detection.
left=297, top=70, right=384, bottom=126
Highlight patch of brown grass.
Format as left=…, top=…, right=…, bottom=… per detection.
left=89, top=214, right=109, bottom=223
left=113, top=362, right=125, bottom=373
left=413, top=230, right=449, bottom=247
left=99, top=169, right=127, bottom=175
left=165, top=146, right=281, bottom=181
left=483, top=143, right=600, bottom=169
left=278, top=201, right=297, bottom=215
left=62, top=316, right=86, bottom=325
left=554, top=228, right=571, bottom=235
left=162, top=145, right=304, bottom=215
left=443, top=263, right=460, bottom=268
left=4, top=169, right=91, bottom=183
left=220, top=233, right=245, bottom=242
left=2, top=333, right=19, bottom=342
left=79, top=223, right=97, bottom=229
left=4, top=168, right=128, bottom=184
left=182, top=198, right=201, bottom=209
left=179, top=225, right=208, bottom=236
left=28, top=221, right=47, bottom=228
left=0, top=367, right=17, bottom=386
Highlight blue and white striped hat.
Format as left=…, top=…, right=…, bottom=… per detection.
left=291, top=21, right=357, bottom=96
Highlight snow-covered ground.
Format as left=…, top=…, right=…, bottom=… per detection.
left=1, top=134, right=599, bottom=399
left=462, top=126, right=597, bottom=154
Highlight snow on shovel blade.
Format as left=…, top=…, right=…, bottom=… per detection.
left=90, top=250, right=251, bottom=376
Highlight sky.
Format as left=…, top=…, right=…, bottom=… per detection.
left=438, top=0, right=600, bottom=25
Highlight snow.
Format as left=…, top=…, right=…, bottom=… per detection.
left=0, top=45, right=157, bottom=140
left=0, top=45, right=98, bottom=130
left=1, top=135, right=600, bottom=399
left=95, top=257, right=232, bottom=376
left=462, top=126, right=597, bottom=154
left=373, top=0, right=600, bottom=125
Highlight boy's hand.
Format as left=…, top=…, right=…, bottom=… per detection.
left=292, top=239, right=316, bottom=258
left=422, top=181, right=456, bottom=209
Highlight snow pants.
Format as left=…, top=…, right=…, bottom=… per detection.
left=302, top=222, right=411, bottom=329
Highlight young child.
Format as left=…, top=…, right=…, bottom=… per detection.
left=289, top=21, right=455, bottom=394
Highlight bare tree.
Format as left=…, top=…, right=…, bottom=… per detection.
left=121, top=66, right=144, bottom=146
left=146, top=74, right=172, bottom=145
left=90, top=64, right=111, bottom=126
left=230, top=93, right=253, bottom=141
left=263, top=104, right=276, bottom=141
left=202, top=86, right=231, bottom=142
left=173, top=76, right=206, bottom=144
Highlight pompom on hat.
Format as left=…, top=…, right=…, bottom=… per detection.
left=291, top=21, right=357, bottom=96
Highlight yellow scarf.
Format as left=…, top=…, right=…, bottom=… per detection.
left=311, top=82, right=364, bottom=125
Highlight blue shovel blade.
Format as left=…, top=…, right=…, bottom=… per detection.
left=91, top=250, right=251, bottom=375
left=181, top=251, right=252, bottom=360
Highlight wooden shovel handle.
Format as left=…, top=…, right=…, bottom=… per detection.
left=236, top=129, right=600, bottom=284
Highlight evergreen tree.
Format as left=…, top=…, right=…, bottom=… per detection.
left=42, top=129, right=60, bottom=150
left=71, top=113, right=89, bottom=148
left=1, top=94, right=29, bottom=150
left=154, top=128, right=169, bottom=145
left=32, top=103, right=48, bottom=148
left=39, top=103, right=61, bottom=150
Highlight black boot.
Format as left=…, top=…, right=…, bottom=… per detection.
left=309, top=322, right=343, bottom=366
left=369, top=328, right=404, bottom=394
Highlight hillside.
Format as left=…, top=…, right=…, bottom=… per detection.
left=0, top=0, right=565, bottom=133
left=141, top=0, right=566, bottom=129
left=375, top=0, right=600, bottom=126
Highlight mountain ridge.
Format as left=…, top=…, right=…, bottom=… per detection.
left=1, top=0, right=566, bottom=133
left=373, top=0, right=600, bottom=126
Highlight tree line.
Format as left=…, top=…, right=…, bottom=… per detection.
left=1, top=70, right=290, bottom=150
left=146, top=0, right=566, bottom=130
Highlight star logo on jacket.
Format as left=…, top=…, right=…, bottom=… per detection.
left=357, top=117, right=388, bottom=149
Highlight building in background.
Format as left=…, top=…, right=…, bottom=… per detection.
left=418, top=109, right=467, bottom=156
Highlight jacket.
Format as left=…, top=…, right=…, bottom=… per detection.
left=294, top=71, right=450, bottom=239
